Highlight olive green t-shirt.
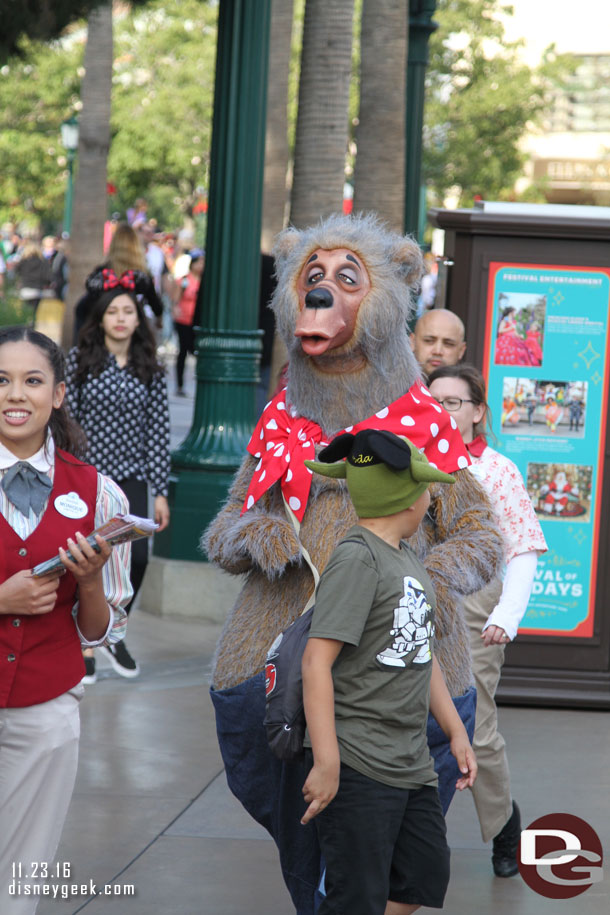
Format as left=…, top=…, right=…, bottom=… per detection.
left=305, top=525, right=438, bottom=789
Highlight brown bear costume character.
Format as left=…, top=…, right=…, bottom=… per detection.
left=205, top=214, right=503, bottom=913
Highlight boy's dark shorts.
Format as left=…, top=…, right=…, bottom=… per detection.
left=313, top=759, right=450, bottom=914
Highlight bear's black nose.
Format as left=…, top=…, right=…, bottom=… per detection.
left=305, top=287, right=334, bottom=309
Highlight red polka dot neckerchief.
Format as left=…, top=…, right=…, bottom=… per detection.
left=242, top=381, right=470, bottom=523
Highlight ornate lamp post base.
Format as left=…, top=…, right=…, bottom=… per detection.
left=154, top=466, right=235, bottom=561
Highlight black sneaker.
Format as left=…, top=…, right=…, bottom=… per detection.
left=492, top=801, right=521, bottom=877
left=99, top=641, right=140, bottom=678
left=81, top=656, right=97, bottom=685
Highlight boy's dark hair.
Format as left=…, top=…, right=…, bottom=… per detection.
left=0, top=326, right=88, bottom=459
left=75, top=289, right=163, bottom=386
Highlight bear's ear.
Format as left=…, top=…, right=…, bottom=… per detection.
left=272, top=227, right=302, bottom=266
left=389, top=236, right=425, bottom=287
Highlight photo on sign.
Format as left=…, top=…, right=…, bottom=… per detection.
left=526, top=462, right=592, bottom=523
left=501, top=378, right=587, bottom=438
left=494, top=292, right=546, bottom=367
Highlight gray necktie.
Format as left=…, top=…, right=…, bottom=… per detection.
left=1, top=461, right=53, bottom=516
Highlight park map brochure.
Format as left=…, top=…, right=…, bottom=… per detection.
left=31, top=514, right=159, bottom=577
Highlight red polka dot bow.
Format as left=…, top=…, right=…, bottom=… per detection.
left=242, top=381, right=470, bottom=522
left=101, top=268, right=137, bottom=291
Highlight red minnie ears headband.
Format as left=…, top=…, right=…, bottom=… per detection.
left=85, top=265, right=145, bottom=297
left=101, top=268, right=136, bottom=291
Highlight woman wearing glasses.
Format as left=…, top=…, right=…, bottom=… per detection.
left=427, top=363, right=547, bottom=880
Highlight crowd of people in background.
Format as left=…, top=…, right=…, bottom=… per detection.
left=0, top=202, right=205, bottom=398
left=0, top=231, right=69, bottom=315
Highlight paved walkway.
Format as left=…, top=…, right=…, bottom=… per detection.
left=36, top=612, right=610, bottom=915
left=30, top=355, right=610, bottom=913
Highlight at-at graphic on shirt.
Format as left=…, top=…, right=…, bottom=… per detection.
left=376, top=576, right=434, bottom=669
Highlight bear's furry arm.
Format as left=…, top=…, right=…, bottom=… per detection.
left=420, top=469, right=504, bottom=637
left=202, top=454, right=302, bottom=579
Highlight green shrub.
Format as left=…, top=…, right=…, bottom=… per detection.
left=0, top=293, right=27, bottom=326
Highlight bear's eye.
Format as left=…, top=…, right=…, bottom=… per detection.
left=306, top=268, right=324, bottom=284
left=338, top=270, right=357, bottom=285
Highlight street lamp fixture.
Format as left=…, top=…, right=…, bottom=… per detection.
left=60, top=115, right=79, bottom=153
left=60, top=115, right=79, bottom=236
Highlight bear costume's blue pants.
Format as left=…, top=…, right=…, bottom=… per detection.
left=210, top=674, right=476, bottom=915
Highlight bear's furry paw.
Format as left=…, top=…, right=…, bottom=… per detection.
left=245, top=514, right=302, bottom=578
left=204, top=511, right=302, bottom=579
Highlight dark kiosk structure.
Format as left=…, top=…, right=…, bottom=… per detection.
left=429, top=201, right=610, bottom=709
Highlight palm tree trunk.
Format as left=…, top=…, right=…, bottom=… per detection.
left=62, top=2, right=113, bottom=349
left=262, top=0, right=295, bottom=394
left=352, top=0, right=407, bottom=232
left=261, top=0, right=295, bottom=252
left=289, top=0, right=355, bottom=228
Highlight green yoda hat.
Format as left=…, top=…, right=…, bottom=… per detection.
left=304, top=429, right=455, bottom=518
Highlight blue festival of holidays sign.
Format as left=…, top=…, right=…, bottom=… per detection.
left=482, top=263, right=610, bottom=638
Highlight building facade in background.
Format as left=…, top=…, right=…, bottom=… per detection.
left=519, top=53, right=610, bottom=205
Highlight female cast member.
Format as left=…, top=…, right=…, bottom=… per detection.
left=428, top=363, right=547, bottom=879
left=0, top=326, right=131, bottom=913
left=65, top=287, right=170, bottom=680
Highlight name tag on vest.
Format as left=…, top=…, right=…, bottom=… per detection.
left=54, top=491, right=88, bottom=519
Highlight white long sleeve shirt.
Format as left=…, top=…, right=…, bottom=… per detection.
left=467, top=440, right=547, bottom=639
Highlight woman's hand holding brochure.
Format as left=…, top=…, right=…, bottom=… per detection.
left=31, top=513, right=159, bottom=577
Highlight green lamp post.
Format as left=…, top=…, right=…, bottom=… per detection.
left=154, top=0, right=272, bottom=562
left=404, top=0, right=438, bottom=239
left=60, top=115, right=79, bottom=237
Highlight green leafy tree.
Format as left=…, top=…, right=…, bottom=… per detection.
left=423, top=0, right=572, bottom=206
left=0, top=0, right=217, bottom=231
left=109, top=0, right=217, bottom=226
left=0, top=38, right=82, bottom=227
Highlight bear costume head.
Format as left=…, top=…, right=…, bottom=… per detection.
left=270, top=213, right=424, bottom=435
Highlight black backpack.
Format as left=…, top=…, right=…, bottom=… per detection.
left=264, top=605, right=315, bottom=762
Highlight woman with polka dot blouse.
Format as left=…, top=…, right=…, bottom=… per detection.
left=65, top=287, right=170, bottom=680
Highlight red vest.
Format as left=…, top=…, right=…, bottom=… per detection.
left=0, top=451, right=97, bottom=707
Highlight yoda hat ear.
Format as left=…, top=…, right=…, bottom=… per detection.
left=317, top=432, right=355, bottom=464
left=366, top=430, right=412, bottom=471
left=305, top=432, right=354, bottom=480
left=304, top=459, right=347, bottom=479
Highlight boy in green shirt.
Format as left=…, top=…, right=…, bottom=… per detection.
left=302, top=429, right=477, bottom=915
